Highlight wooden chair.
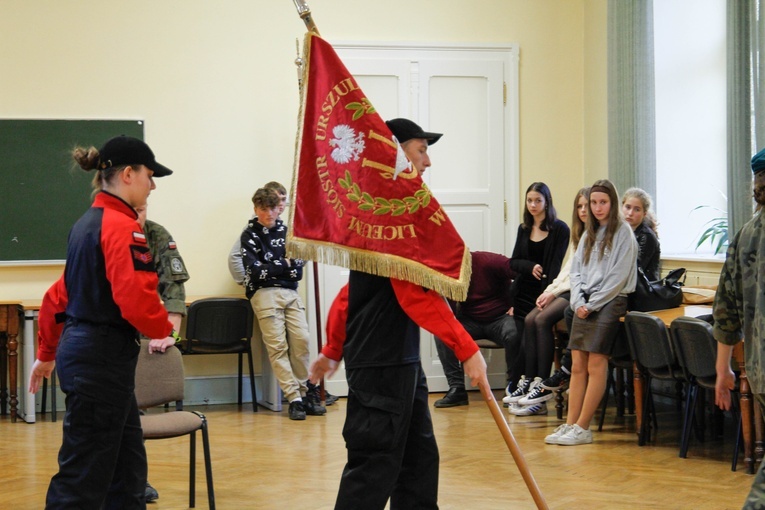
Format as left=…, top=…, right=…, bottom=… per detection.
left=179, top=297, right=257, bottom=412
left=135, top=340, right=215, bottom=509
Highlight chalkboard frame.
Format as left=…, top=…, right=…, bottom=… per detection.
left=0, top=119, right=144, bottom=265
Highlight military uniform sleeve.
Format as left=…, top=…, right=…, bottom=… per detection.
left=713, top=230, right=745, bottom=346
left=36, top=275, right=68, bottom=362
left=102, top=211, right=172, bottom=339
left=146, top=220, right=189, bottom=316
left=391, top=278, right=479, bottom=362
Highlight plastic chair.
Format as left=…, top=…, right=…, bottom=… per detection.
left=135, top=340, right=215, bottom=509
left=180, top=298, right=257, bottom=412
left=670, top=316, right=742, bottom=469
left=624, top=311, right=687, bottom=446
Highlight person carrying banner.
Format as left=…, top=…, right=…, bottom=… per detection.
left=309, top=118, right=489, bottom=509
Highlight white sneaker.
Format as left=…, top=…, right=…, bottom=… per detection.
left=557, top=424, right=593, bottom=446
left=508, top=401, right=548, bottom=416
left=544, top=424, right=572, bottom=445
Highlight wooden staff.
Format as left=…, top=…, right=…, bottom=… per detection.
left=478, top=382, right=549, bottom=510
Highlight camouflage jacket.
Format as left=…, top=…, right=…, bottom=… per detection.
left=713, top=211, right=765, bottom=393
left=144, top=219, right=190, bottom=316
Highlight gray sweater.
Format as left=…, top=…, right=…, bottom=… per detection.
left=570, top=220, right=638, bottom=313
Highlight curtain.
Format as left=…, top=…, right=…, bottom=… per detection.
left=727, top=0, right=765, bottom=236
left=607, top=0, right=656, bottom=198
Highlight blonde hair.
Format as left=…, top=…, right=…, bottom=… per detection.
left=622, top=187, right=659, bottom=237
left=72, top=145, right=131, bottom=200
left=571, top=186, right=590, bottom=247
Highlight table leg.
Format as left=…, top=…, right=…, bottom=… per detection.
left=8, top=326, right=19, bottom=423
left=0, top=333, right=7, bottom=415
left=740, top=374, right=755, bottom=474
left=754, top=398, right=764, bottom=466
left=633, top=361, right=644, bottom=434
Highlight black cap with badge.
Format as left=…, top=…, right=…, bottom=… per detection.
left=385, top=118, right=443, bottom=146
left=98, top=135, right=173, bottom=177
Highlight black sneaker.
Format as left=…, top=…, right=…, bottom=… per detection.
left=145, top=482, right=159, bottom=502
left=303, top=397, right=327, bottom=416
left=434, top=387, right=469, bottom=408
left=540, top=370, right=570, bottom=391
left=325, top=391, right=339, bottom=405
left=288, top=401, right=306, bottom=420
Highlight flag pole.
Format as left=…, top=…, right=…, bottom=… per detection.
left=292, top=0, right=321, bottom=36
left=289, top=3, right=547, bottom=507
left=293, top=28, right=327, bottom=403
left=478, top=382, right=549, bottom=509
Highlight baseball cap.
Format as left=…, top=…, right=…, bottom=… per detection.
left=98, top=135, right=173, bottom=177
left=385, top=118, right=442, bottom=146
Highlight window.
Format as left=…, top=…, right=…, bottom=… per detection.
left=653, top=0, right=727, bottom=257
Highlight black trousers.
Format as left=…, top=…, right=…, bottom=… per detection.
left=336, top=362, right=439, bottom=510
left=435, top=314, right=522, bottom=389
left=46, top=322, right=146, bottom=510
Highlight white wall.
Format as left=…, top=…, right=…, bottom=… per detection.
left=0, top=0, right=596, bottom=302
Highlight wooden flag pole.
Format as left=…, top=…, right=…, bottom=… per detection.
left=478, top=382, right=549, bottom=510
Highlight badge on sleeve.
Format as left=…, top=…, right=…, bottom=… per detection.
left=131, top=245, right=155, bottom=271
left=132, top=232, right=147, bottom=244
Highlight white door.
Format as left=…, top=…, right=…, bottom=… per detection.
left=306, top=43, right=519, bottom=395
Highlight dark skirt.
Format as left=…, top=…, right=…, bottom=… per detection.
left=567, top=296, right=628, bottom=355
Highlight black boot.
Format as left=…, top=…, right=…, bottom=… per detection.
left=434, top=387, right=469, bottom=408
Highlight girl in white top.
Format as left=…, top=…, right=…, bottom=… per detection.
left=546, top=179, right=638, bottom=446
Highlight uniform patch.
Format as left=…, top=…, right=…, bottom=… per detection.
left=168, top=240, right=177, bottom=250
left=131, top=245, right=155, bottom=271
left=132, top=232, right=147, bottom=244
left=170, top=257, right=184, bottom=273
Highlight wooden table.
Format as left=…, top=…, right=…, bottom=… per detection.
left=636, top=305, right=757, bottom=473
left=0, top=301, right=22, bottom=423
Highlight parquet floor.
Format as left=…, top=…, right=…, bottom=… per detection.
left=0, top=390, right=754, bottom=509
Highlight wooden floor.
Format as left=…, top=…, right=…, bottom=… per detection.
left=0, top=390, right=754, bottom=509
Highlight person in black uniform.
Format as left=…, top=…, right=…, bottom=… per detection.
left=310, top=119, right=489, bottom=510
left=28, top=135, right=177, bottom=509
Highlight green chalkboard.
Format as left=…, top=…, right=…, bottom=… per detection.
left=0, top=119, right=144, bottom=264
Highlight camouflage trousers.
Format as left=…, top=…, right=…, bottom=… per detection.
left=743, top=394, right=765, bottom=509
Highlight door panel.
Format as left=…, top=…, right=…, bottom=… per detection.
left=306, top=44, right=519, bottom=395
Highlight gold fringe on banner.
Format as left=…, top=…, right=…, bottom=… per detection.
left=287, top=235, right=471, bottom=302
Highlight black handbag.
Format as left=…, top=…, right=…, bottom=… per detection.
left=628, top=267, right=686, bottom=312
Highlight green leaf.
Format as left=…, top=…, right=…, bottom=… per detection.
left=422, top=194, right=431, bottom=207
left=347, top=193, right=359, bottom=202
left=358, top=203, right=374, bottom=211
left=373, top=206, right=391, bottom=215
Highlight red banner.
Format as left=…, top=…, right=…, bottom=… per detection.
left=287, top=33, right=470, bottom=301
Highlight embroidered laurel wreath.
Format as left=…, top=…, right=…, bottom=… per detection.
left=337, top=169, right=432, bottom=216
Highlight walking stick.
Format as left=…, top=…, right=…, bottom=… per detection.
left=478, top=382, right=549, bottom=510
